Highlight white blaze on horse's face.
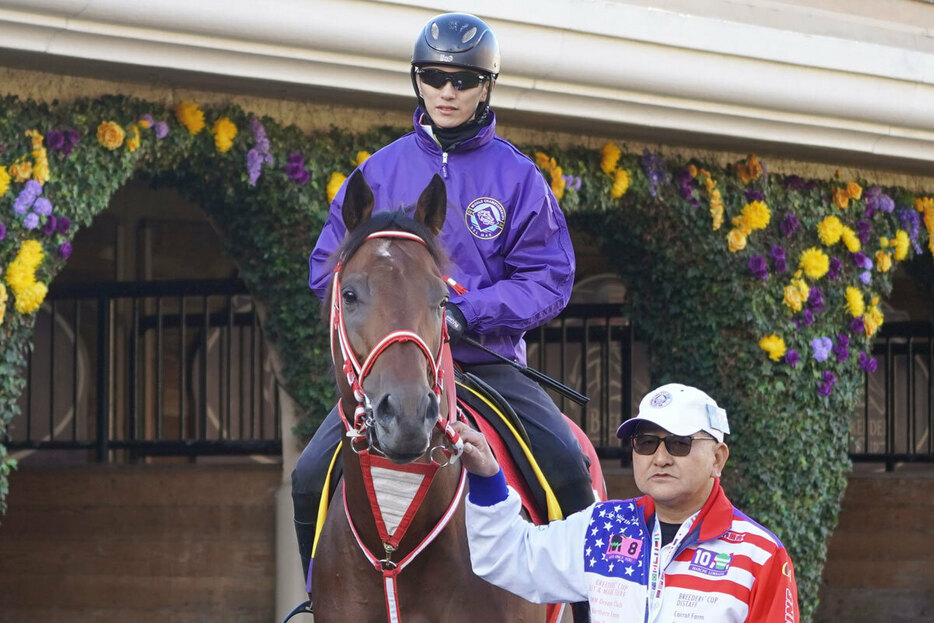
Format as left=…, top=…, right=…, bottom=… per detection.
left=342, top=236, right=448, bottom=463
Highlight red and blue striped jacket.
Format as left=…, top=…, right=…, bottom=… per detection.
left=466, top=472, right=799, bottom=622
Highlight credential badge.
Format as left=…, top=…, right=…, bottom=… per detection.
left=465, top=197, right=506, bottom=240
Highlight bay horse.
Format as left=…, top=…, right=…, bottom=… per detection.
left=310, top=171, right=595, bottom=622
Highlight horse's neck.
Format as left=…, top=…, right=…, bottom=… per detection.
left=341, top=439, right=462, bottom=555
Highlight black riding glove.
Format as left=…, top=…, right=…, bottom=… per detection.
left=445, top=302, right=468, bottom=344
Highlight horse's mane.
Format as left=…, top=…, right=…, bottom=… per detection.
left=321, top=210, right=447, bottom=322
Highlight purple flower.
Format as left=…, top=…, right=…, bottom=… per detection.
left=851, top=252, right=871, bottom=270
left=744, top=188, right=765, bottom=202
left=33, top=197, right=53, bottom=217
left=782, top=175, right=816, bottom=192
left=864, top=185, right=894, bottom=218
left=562, top=175, right=582, bottom=191
left=0, top=221, right=5, bottom=241
left=827, top=257, right=842, bottom=279
left=856, top=220, right=872, bottom=245
left=153, top=121, right=169, bottom=139
left=46, top=130, right=65, bottom=151
left=818, top=370, right=837, bottom=396
left=57, top=215, right=71, bottom=233
left=784, top=349, right=800, bottom=367
left=770, top=245, right=787, bottom=273
left=834, top=334, right=851, bottom=362
left=898, top=207, right=922, bottom=254
left=639, top=149, right=671, bottom=198
left=42, top=214, right=58, bottom=235
left=675, top=168, right=695, bottom=203
left=61, top=128, right=81, bottom=156
left=859, top=271, right=871, bottom=285
left=57, top=241, right=72, bottom=259
left=806, top=286, right=824, bottom=313
left=812, top=336, right=833, bottom=362
left=800, top=309, right=815, bottom=327
left=780, top=213, right=799, bottom=238
left=859, top=351, right=878, bottom=373
left=849, top=317, right=865, bottom=335
left=247, top=149, right=264, bottom=186
left=140, top=114, right=155, bottom=127
left=748, top=255, right=769, bottom=280
left=24, top=212, right=39, bottom=229
left=284, top=152, right=310, bottom=185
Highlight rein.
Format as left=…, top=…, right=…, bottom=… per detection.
left=327, top=229, right=466, bottom=623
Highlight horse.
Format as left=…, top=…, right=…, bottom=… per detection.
left=309, top=170, right=599, bottom=622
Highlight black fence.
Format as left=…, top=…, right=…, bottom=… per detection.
left=5, top=279, right=282, bottom=462
left=4, top=280, right=932, bottom=469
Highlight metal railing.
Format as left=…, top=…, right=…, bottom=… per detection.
left=5, top=279, right=282, bottom=461
left=851, top=321, right=934, bottom=469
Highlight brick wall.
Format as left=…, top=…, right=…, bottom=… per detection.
left=0, top=463, right=280, bottom=623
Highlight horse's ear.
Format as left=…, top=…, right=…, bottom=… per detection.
left=342, top=170, right=375, bottom=233
left=414, top=174, right=447, bottom=236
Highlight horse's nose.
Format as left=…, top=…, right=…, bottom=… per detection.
left=375, top=393, right=403, bottom=423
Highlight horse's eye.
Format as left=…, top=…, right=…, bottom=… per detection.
left=439, top=298, right=448, bottom=310
left=342, top=289, right=358, bottom=305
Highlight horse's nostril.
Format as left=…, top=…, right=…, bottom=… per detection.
left=423, top=392, right=439, bottom=422
left=375, top=393, right=401, bottom=422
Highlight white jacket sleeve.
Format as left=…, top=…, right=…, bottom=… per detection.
left=465, top=487, right=593, bottom=603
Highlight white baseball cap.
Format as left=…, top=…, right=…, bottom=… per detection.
left=616, top=383, right=730, bottom=443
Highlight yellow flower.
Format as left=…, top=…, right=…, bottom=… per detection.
left=736, top=154, right=763, bottom=185
left=0, top=281, right=7, bottom=328
left=354, top=150, right=371, bottom=167
left=864, top=300, right=883, bottom=337
left=740, top=200, right=771, bottom=231
left=610, top=168, right=630, bottom=198
left=840, top=226, right=860, bottom=253
left=783, top=281, right=808, bottom=312
left=326, top=172, right=346, bottom=204
left=758, top=334, right=786, bottom=362
left=126, top=124, right=141, bottom=153
left=212, top=117, right=237, bottom=153
left=832, top=187, right=850, bottom=209
left=875, top=251, right=892, bottom=272
left=914, top=197, right=933, bottom=213
left=799, top=247, right=830, bottom=279
left=687, top=164, right=698, bottom=178
left=710, top=199, right=724, bottom=231
left=175, top=100, right=206, bottom=134
left=731, top=216, right=751, bottom=236
left=550, top=165, right=566, bottom=201
left=893, top=230, right=910, bottom=261
left=97, top=121, right=125, bottom=150
left=9, top=158, right=32, bottom=182
left=919, top=200, right=934, bottom=256
left=4, top=240, right=47, bottom=315
left=25, top=129, right=44, bottom=150
left=0, top=165, right=10, bottom=196
left=846, top=182, right=862, bottom=200
left=727, top=228, right=747, bottom=252
left=535, top=152, right=552, bottom=170
left=817, top=215, right=843, bottom=246
left=600, top=142, right=621, bottom=175
left=845, top=286, right=865, bottom=318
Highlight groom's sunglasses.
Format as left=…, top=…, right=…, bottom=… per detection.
left=416, top=68, right=488, bottom=91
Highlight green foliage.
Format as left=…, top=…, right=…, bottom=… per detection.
left=1, top=96, right=933, bottom=621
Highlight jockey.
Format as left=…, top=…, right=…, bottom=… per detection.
left=292, top=11, right=594, bottom=602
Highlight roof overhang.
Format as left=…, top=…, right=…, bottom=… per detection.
left=1, top=0, right=933, bottom=171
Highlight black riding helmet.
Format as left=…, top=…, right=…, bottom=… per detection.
left=410, top=13, right=500, bottom=120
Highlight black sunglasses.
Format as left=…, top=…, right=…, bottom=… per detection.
left=630, top=433, right=717, bottom=457
left=416, top=68, right=487, bottom=91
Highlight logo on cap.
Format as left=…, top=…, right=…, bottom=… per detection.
left=649, top=391, right=672, bottom=408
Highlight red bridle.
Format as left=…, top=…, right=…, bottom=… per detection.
left=327, top=230, right=466, bottom=622
left=329, top=229, right=463, bottom=462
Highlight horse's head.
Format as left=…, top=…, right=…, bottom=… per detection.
left=330, top=171, right=450, bottom=463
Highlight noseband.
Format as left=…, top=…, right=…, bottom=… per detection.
left=329, top=229, right=463, bottom=462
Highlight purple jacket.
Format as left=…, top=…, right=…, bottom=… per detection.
left=309, top=110, right=575, bottom=365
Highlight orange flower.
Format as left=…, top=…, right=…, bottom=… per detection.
left=97, top=121, right=126, bottom=150
left=846, top=182, right=862, bottom=200
left=832, top=188, right=850, bottom=209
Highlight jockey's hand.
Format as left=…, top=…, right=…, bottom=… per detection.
left=453, top=421, right=501, bottom=478
left=445, top=302, right=467, bottom=344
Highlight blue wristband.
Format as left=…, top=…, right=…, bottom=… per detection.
left=467, top=468, right=508, bottom=506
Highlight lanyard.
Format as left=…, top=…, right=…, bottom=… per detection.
left=646, top=512, right=699, bottom=622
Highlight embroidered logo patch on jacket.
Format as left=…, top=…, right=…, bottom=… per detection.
left=464, top=197, right=506, bottom=240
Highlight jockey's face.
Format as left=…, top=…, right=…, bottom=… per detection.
left=417, top=65, right=490, bottom=129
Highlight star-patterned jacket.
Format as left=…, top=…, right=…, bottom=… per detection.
left=465, top=470, right=799, bottom=622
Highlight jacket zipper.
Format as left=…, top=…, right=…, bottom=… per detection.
left=441, top=152, right=449, bottom=178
